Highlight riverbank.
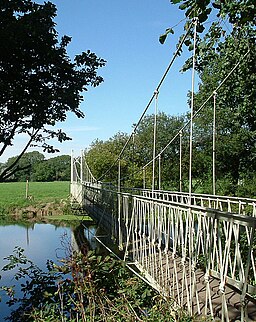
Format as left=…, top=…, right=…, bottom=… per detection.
left=1, top=200, right=76, bottom=222
left=0, top=181, right=92, bottom=224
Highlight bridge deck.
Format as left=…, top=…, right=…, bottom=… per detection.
left=134, top=250, right=256, bottom=321
left=71, top=183, right=256, bottom=322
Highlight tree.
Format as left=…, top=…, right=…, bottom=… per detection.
left=32, top=155, right=71, bottom=181
left=0, top=0, right=106, bottom=182
left=85, top=114, right=187, bottom=189
left=134, top=112, right=187, bottom=190
left=190, top=38, right=256, bottom=194
left=3, top=152, right=70, bottom=182
left=161, top=1, right=255, bottom=68
left=160, top=0, right=256, bottom=196
left=4, top=151, right=45, bottom=181
left=85, top=133, right=130, bottom=185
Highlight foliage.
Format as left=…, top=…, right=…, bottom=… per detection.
left=0, top=246, right=64, bottom=322
left=85, top=114, right=187, bottom=189
left=0, top=246, right=196, bottom=322
left=193, top=36, right=255, bottom=187
left=134, top=112, right=187, bottom=190
left=0, top=0, right=105, bottom=181
left=84, top=103, right=255, bottom=197
left=31, top=155, right=71, bottom=182
left=85, top=132, right=130, bottom=184
left=4, top=152, right=44, bottom=182
left=157, top=0, right=256, bottom=196
left=2, top=152, right=71, bottom=182
left=162, top=1, right=255, bottom=67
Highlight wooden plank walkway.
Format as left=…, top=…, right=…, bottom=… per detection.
left=133, top=250, right=256, bottom=321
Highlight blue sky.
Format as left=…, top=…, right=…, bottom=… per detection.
left=2, top=0, right=195, bottom=162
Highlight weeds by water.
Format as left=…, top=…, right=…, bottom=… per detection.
left=0, top=245, right=208, bottom=322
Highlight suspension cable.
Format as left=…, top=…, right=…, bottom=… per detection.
left=80, top=149, right=83, bottom=183
left=119, top=49, right=250, bottom=188
left=143, top=167, right=146, bottom=189
left=142, top=50, right=250, bottom=170
left=152, top=90, right=159, bottom=191
left=93, top=40, right=249, bottom=188
left=71, top=150, right=74, bottom=183
left=189, top=17, right=198, bottom=199
left=132, top=132, right=135, bottom=186
left=212, top=91, right=217, bottom=195
left=158, top=155, right=161, bottom=190
left=96, top=20, right=195, bottom=182
left=179, top=130, right=183, bottom=192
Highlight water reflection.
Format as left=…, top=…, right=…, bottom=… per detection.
left=0, top=222, right=89, bottom=321
left=72, top=221, right=98, bottom=253
left=73, top=222, right=124, bottom=260
left=0, top=220, right=116, bottom=321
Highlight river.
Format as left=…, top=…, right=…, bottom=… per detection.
left=0, top=221, right=96, bottom=321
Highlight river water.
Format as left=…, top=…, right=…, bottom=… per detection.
left=0, top=222, right=95, bottom=321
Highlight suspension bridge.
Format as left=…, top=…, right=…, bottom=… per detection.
left=70, top=20, right=256, bottom=322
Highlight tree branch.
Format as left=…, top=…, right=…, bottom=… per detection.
left=0, top=129, right=40, bottom=181
left=0, top=122, right=19, bottom=157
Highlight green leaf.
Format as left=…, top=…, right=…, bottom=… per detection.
left=159, top=33, right=167, bottom=44
left=196, top=24, right=205, bottom=33
left=188, top=43, right=194, bottom=51
left=166, top=27, right=174, bottom=35
left=159, top=28, right=174, bottom=44
left=198, top=12, right=209, bottom=23
left=184, top=39, right=191, bottom=46
left=179, top=3, right=188, bottom=10
left=171, top=0, right=182, bottom=3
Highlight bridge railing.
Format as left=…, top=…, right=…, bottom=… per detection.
left=129, top=195, right=256, bottom=320
left=78, top=182, right=256, bottom=321
left=101, top=184, right=256, bottom=217
left=142, top=190, right=256, bottom=216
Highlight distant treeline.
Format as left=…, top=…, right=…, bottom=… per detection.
left=0, top=152, right=70, bottom=182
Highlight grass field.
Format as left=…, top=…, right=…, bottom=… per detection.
left=0, top=181, right=94, bottom=222
left=0, top=181, right=70, bottom=208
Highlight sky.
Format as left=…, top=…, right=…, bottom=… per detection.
left=1, top=0, right=195, bottom=162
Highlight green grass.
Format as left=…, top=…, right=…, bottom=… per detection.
left=46, top=214, right=92, bottom=221
left=0, top=181, right=71, bottom=219
left=0, top=181, right=70, bottom=208
left=0, top=181, right=93, bottom=227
